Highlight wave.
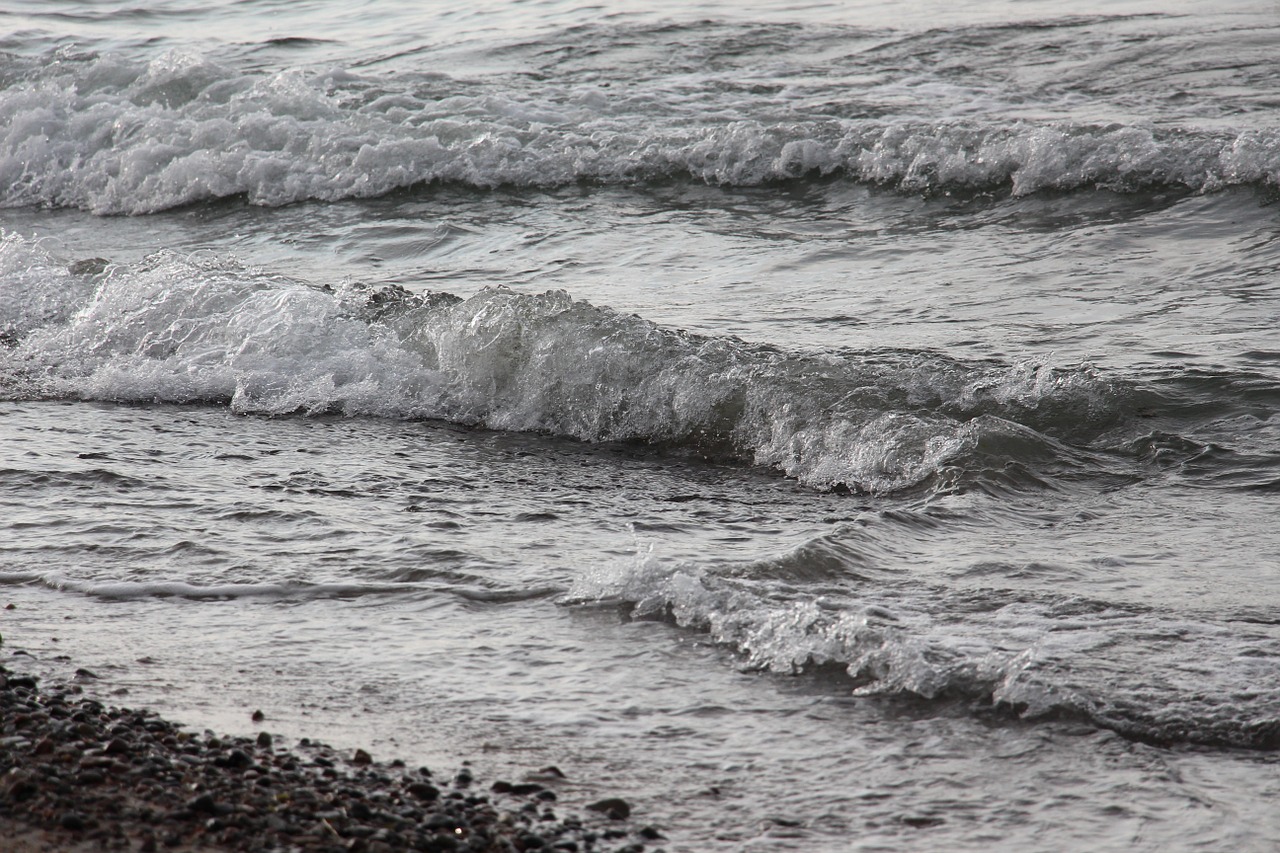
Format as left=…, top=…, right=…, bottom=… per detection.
left=566, top=541, right=1280, bottom=750
left=2, top=46, right=1278, bottom=214
left=0, top=235, right=1131, bottom=493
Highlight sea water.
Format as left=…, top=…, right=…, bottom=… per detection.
left=1, top=1, right=1279, bottom=850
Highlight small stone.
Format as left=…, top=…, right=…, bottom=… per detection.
left=251, top=709, right=265, bottom=722
left=639, top=826, right=665, bottom=840
left=406, top=781, right=439, bottom=802
left=60, top=812, right=90, bottom=831
left=510, top=783, right=544, bottom=796
left=104, top=737, right=131, bottom=756
left=256, top=731, right=273, bottom=749
left=585, top=797, right=631, bottom=821
left=188, top=793, right=217, bottom=814
left=224, top=749, right=253, bottom=769
left=353, top=748, right=373, bottom=765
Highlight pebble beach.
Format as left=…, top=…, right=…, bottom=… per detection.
left=0, top=653, right=654, bottom=853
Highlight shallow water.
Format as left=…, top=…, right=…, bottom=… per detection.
left=2, top=1, right=1279, bottom=850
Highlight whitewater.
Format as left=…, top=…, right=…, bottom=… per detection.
left=2, top=1, right=1279, bottom=850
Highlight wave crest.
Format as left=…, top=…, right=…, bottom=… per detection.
left=1, top=236, right=1121, bottom=492
left=2, top=48, right=1278, bottom=214
left=567, top=543, right=1280, bottom=750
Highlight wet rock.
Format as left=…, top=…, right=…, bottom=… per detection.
left=585, top=797, right=631, bottom=821
left=510, top=783, right=545, bottom=796
left=407, top=781, right=440, bottom=802
left=188, top=793, right=218, bottom=814
left=217, top=748, right=253, bottom=769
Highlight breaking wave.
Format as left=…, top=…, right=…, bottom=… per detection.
left=567, top=540, right=1280, bottom=750
left=2, top=44, right=1278, bottom=215
left=0, top=234, right=1126, bottom=493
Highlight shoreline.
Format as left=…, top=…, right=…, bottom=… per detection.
left=0, top=657, right=660, bottom=853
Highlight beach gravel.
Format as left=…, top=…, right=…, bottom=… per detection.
left=0, top=661, right=655, bottom=852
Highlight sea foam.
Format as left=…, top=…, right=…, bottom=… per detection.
left=1, top=236, right=1121, bottom=492
left=2, top=48, right=1278, bottom=215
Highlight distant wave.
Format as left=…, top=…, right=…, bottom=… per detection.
left=1, top=235, right=1132, bottom=493
left=567, top=541, right=1280, bottom=750
left=2, top=46, right=1278, bottom=214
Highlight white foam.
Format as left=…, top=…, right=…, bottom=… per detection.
left=1, top=236, right=1118, bottom=492
left=566, top=541, right=1280, bottom=746
left=2, top=48, right=1278, bottom=214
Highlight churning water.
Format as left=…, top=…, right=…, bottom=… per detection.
left=2, top=1, right=1279, bottom=850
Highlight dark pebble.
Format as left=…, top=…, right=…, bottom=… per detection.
left=406, top=781, right=440, bottom=802
left=222, top=749, right=253, bottom=769
left=0, top=658, right=615, bottom=853
left=585, top=798, right=631, bottom=821
left=188, top=793, right=217, bottom=814
left=510, top=783, right=544, bottom=796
